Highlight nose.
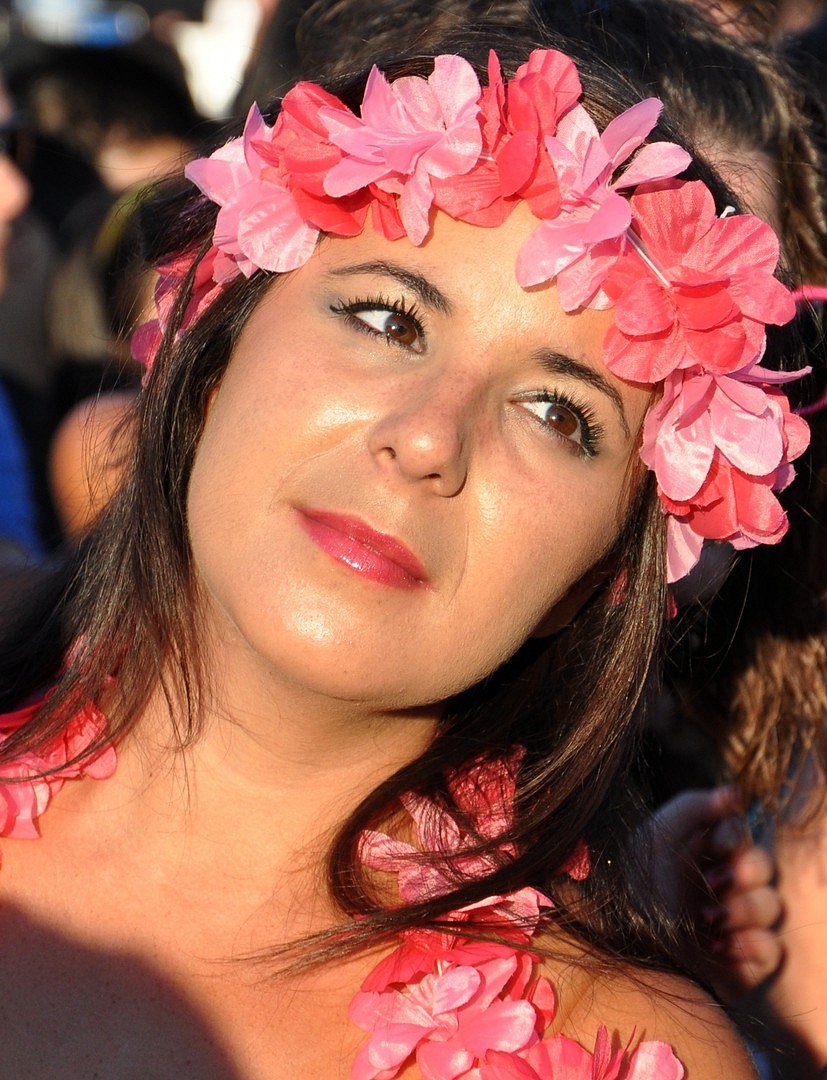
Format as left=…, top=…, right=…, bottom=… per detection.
left=0, top=154, right=29, bottom=224
left=367, top=372, right=474, bottom=497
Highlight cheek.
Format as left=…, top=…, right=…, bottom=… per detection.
left=185, top=349, right=376, bottom=603
left=466, top=466, right=631, bottom=631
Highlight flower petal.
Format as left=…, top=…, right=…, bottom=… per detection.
left=600, top=98, right=662, bottom=166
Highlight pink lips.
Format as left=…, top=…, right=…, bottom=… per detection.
left=298, top=509, right=428, bottom=589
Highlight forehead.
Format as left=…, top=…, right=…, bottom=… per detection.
left=304, top=205, right=649, bottom=422
left=322, top=201, right=575, bottom=291
left=316, top=206, right=613, bottom=347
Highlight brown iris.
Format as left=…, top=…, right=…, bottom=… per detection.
left=544, top=402, right=579, bottom=438
left=384, top=313, right=419, bottom=347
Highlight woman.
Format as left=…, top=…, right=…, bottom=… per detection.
left=0, top=27, right=807, bottom=1078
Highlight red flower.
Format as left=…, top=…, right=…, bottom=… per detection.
left=132, top=246, right=225, bottom=376
left=432, top=49, right=581, bottom=227
left=0, top=699, right=116, bottom=844
left=603, top=181, right=795, bottom=383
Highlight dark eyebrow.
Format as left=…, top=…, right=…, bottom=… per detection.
left=325, top=260, right=453, bottom=315
left=534, top=350, right=631, bottom=439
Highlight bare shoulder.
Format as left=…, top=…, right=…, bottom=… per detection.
left=542, top=948, right=756, bottom=1079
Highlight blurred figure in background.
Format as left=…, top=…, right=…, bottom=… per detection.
left=0, top=68, right=42, bottom=568
left=48, top=189, right=154, bottom=539
left=6, top=40, right=202, bottom=199
left=0, top=35, right=203, bottom=545
left=0, top=79, right=31, bottom=293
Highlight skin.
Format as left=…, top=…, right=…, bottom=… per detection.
left=0, top=82, right=29, bottom=292
left=0, top=207, right=754, bottom=1077
left=188, top=206, right=650, bottom=717
left=650, top=788, right=782, bottom=1001
left=48, top=390, right=137, bottom=538
left=95, top=131, right=191, bottom=193
left=704, top=143, right=781, bottom=235
left=768, top=810, right=827, bottom=1075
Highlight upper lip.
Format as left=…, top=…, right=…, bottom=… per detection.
left=299, top=508, right=429, bottom=583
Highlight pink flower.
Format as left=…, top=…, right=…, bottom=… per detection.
left=652, top=372, right=810, bottom=579
left=603, top=180, right=795, bottom=383
left=359, top=752, right=526, bottom=903
left=523, top=1027, right=684, bottom=1079
left=468, top=1051, right=542, bottom=1079
left=663, top=454, right=789, bottom=549
left=350, top=941, right=555, bottom=1080
left=131, top=246, right=225, bottom=376
left=276, top=81, right=373, bottom=235
left=556, top=836, right=591, bottom=882
left=0, top=758, right=51, bottom=840
left=359, top=807, right=550, bottom=929
left=663, top=517, right=705, bottom=585
left=351, top=746, right=682, bottom=1080
left=642, top=368, right=799, bottom=505
left=433, top=49, right=581, bottom=227
left=185, top=102, right=322, bottom=274
left=359, top=749, right=555, bottom=922
left=504, top=48, right=583, bottom=217
left=0, top=700, right=116, bottom=843
left=360, top=749, right=583, bottom=915
left=643, top=365, right=811, bottom=578
left=516, top=100, right=690, bottom=310
left=321, top=55, right=483, bottom=244
left=54, top=703, right=118, bottom=782
left=446, top=747, right=524, bottom=844
left=362, top=936, right=534, bottom=995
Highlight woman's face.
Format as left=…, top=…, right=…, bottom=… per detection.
left=187, top=206, right=651, bottom=710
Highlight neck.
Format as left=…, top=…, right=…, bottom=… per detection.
left=64, top=645, right=439, bottom=932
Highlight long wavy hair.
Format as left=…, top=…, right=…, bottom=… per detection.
left=0, top=25, right=801, bottom=975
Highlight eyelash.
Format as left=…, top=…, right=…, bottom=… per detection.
left=330, top=294, right=427, bottom=350
left=519, top=389, right=604, bottom=459
left=330, top=297, right=603, bottom=458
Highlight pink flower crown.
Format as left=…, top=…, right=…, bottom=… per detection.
left=133, top=48, right=810, bottom=583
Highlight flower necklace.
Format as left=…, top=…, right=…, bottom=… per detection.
left=0, top=698, right=116, bottom=844
left=347, top=749, right=684, bottom=1079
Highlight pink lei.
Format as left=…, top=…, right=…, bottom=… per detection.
left=350, top=751, right=684, bottom=1079
left=0, top=713, right=682, bottom=1078
left=0, top=699, right=116, bottom=844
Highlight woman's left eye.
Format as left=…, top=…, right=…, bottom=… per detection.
left=519, top=395, right=600, bottom=457
left=331, top=299, right=425, bottom=353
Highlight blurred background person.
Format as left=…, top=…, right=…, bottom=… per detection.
left=0, top=66, right=45, bottom=613
left=0, top=8, right=206, bottom=547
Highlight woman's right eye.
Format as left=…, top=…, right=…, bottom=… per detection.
left=331, top=299, right=426, bottom=353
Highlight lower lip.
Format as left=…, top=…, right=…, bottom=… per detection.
left=298, top=511, right=426, bottom=590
